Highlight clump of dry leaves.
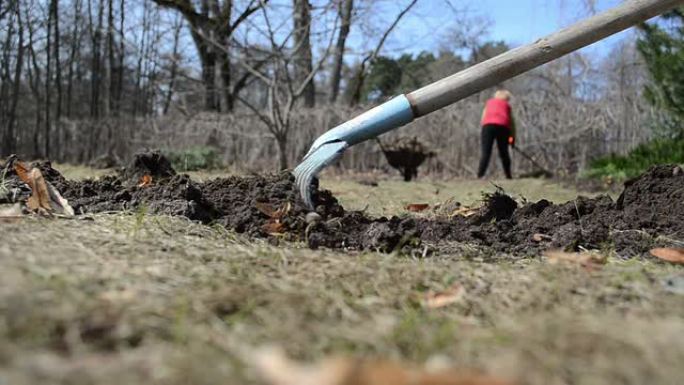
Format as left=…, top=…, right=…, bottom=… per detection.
left=0, top=158, right=74, bottom=218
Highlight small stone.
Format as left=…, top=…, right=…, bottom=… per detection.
left=305, top=212, right=322, bottom=224
left=673, top=166, right=682, bottom=176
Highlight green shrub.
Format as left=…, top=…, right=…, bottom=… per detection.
left=164, top=146, right=221, bottom=172
left=584, top=137, right=684, bottom=180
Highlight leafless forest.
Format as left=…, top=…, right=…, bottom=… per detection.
left=0, top=0, right=660, bottom=176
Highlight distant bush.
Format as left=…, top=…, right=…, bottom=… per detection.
left=584, top=137, right=684, bottom=180
left=164, top=146, right=221, bottom=172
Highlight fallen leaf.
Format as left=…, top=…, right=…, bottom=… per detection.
left=406, top=203, right=430, bottom=212
left=424, top=283, right=465, bottom=309
left=46, top=182, right=75, bottom=216
left=650, top=248, right=684, bottom=264
left=256, top=201, right=291, bottom=220
left=26, top=168, right=52, bottom=214
left=532, top=233, right=551, bottom=242
left=252, top=347, right=515, bottom=385
left=262, top=221, right=285, bottom=235
left=450, top=206, right=479, bottom=218
left=12, top=161, right=32, bottom=184
left=272, top=202, right=291, bottom=220
left=544, top=250, right=607, bottom=271
left=138, top=174, right=152, bottom=187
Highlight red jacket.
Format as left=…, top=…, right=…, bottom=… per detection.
left=481, top=98, right=512, bottom=128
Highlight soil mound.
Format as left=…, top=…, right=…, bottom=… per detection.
left=415, top=164, right=684, bottom=256
left=202, top=173, right=344, bottom=237
left=121, top=151, right=176, bottom=185
left=6, top=152, right=683, bottom=257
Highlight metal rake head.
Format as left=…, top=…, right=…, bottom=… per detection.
left=293, top=141, right=348, bottom=210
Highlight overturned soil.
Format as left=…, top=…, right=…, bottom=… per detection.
left=3, top=152, right=683, bottom=257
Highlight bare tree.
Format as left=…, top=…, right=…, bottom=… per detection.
left=235, top=4, right=337, bottom=169
left=151, top=0, right=267, bottom=111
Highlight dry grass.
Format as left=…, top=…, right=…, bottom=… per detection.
left=1, top=172, right=683, bottom=385
left=321, top=174, right=600, bottom=217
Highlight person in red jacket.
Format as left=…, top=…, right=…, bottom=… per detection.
left=477, top=89, right=516, bottom=179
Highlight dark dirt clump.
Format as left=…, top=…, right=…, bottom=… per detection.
left=7, top=152, right=684, bottom=257
left=121, top=150, right=176, bottom=185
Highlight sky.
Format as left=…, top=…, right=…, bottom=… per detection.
left=374, top=0, right=635, bottom=58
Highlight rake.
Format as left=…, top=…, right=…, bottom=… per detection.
left=294, top=0, right=683, bottom=209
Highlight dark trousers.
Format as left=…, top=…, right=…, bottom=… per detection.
left=477, top=124, right=512, bottom=179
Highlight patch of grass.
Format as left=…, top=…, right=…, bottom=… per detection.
left=322, top=176, right=599, bottom=217
left=584, top=137, right=684, bottom=181
left=2, top=213, right=684, bottom=384
left=52, top=163, right=114, bottom=180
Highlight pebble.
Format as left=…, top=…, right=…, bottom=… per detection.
left=305, top=212, right=322, bottom=224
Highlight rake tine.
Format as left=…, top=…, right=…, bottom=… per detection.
left=294, top=141, right=348, bottom=210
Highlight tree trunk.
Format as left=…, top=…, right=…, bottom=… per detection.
left=328, top=0, right=352, bottom=104
left=45, top=0, right=55, bottom=158
left=89, top=0, right=104, bottom=119
left=53, top=0, right=62, bottom=158
left=163, top=15, right=182, bottom=114
left=219, top=49, right=233, bottom=111
left=27, top=41, right=43, bottom=158
left=3, top=5, right=23, bottom=156
left=105, top=0, right=114, bottom=116
left=276, top=134, right=289, bottom=170
left=66, top=0, right=81, bottom=118
left=0, top=8, right=14, bottom=154
left=116, top=0, right=124, bottom=114
left=292, top=0, right=315, bottom=107
left=201, top=45, right=219, bottom=111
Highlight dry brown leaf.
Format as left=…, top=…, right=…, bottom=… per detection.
left=253, top=347, right=515, bottom=385
left=256, top=201, right=291, bottom=220
left=272, top=202, right=291, bottom=220
left=262, top=221, right=286, bottom=235
left=450, top=206, right=479, bottom=218
left=650, top=248, right=684, bottom=264
left=406, top=203, right=430, bottom=212
left=12, top=161, right=32, bottom=184
left=26, top=168, right=53, bottom=214
left=138, top=174, right=152, bottom=187
left=544, top=250, right=607, bottom=271
left=424, top=283, right=465, bottom=309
